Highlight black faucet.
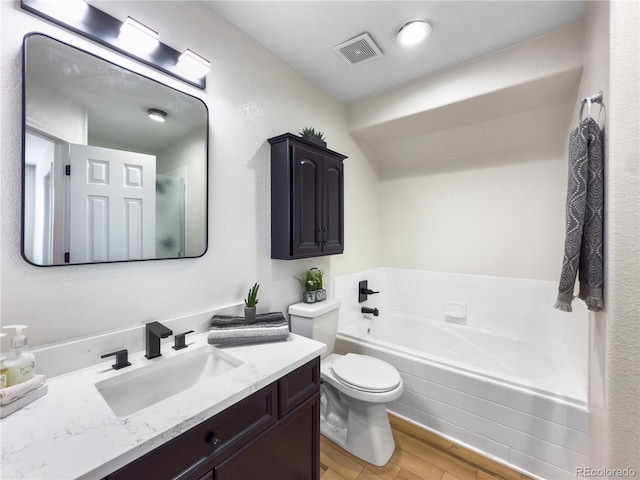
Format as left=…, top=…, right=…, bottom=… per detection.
left=145, top=321, right=173, bottom=359
left=361, top=307, right=379, bottom=317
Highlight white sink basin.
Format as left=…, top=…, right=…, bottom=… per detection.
left=96, top=345, right=243, bottom=418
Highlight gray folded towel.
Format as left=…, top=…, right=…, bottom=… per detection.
left=208, top=312, right=290, bottom=346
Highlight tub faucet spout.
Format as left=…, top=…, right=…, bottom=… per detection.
left=361, top=307, right=379, bottom=317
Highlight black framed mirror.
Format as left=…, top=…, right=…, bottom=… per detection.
left=22, top=34, right=208, bottom=266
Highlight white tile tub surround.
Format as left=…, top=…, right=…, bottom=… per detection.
left=334, top=268, right=590, bottom=480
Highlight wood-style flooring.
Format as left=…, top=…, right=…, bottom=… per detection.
left=320, top=415, right=533, bottom=480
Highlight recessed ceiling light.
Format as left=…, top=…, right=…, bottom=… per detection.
left=147, top=109, right=167, bottom=122
left=397, top=19, right=432, bottom=47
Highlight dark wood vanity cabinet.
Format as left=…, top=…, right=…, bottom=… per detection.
left=105, top=357, right=320, bottom=480
left=269, top=134, right=347, bottom=259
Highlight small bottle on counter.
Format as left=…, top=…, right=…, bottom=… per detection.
left=3, top=325, right=35, bottom=387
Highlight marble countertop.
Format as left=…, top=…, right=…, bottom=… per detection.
left=0, top=333, right=325, bottom=480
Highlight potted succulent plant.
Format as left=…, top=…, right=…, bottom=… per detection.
left=299, top=127, right=326, bottom=148
left=244, top=282, right=259, bottom=323
left=298, top=267, right=326, bottom=303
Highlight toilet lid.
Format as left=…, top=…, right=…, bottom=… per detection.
left=330, top=354, right=401, bottom=392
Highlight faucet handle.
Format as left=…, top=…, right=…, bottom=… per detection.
left=358, top=280, right=380, bottom=303
left=172, top=330, right=195, bottom=350
left=360, top=288, right=380, bottom=295
left=101, top=349, right=131, bottom=370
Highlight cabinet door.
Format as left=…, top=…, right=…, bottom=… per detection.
left=215, top=393, right=320, bottom=480
left=322, top=157, right=344, bottom=255
left=292, top=146, right=323, bottom=258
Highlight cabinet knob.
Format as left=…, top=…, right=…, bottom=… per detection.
left=205, top=432, right=221, bottom=448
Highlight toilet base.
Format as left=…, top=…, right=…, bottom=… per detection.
left=320, top=383, right=396, bottom=466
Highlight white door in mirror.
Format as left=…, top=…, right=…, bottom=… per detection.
left=68, top=144, right=156, bottom=263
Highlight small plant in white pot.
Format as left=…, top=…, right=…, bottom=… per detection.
left=244, top=283, right=259, bottom=323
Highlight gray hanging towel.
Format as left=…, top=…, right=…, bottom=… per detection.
left=555, top=117, right=604, bottom=312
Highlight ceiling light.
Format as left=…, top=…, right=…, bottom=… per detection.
left=147, top=109, right=167, bottom=122
left=176, top=49, right=211, bottom=80
left=397, top=19, right=432, bottom=47
left=119, top=17, right=159, bottom=54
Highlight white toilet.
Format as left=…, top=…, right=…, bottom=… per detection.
left=289, top=298, right=403, bottom=466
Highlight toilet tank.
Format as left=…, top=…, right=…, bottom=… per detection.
left=289, top=299, right=340, bottom=356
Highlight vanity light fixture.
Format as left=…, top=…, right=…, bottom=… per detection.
left=176, top=49, right=211, bottom=81
left=37, top=0, right=88, bottom=22
left=147, top=109, right=167, bottom=122
left=20, top=0, right=207, bottom=89
left=119, top=17, right=159, bottom=55
left=396, top=19, right=432, bottom=47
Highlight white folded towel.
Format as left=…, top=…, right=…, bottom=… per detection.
left=0, top=375, right=46, bottom=405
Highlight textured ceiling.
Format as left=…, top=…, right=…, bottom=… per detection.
left=208, top=1, right=585, bottom=103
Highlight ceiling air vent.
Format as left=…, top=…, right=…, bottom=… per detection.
left=333, top=33, right=383, bottom=66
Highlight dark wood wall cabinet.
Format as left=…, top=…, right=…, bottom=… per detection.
left=105, top=357, right=321, bottom=480
left=269, top=133, right=347, bottom=259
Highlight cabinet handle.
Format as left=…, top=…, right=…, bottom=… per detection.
left=316, top=228, right=322, bottom=244
left=322, top=227, right=328, bottom=243
left=205, top=432, right=221, bottom=448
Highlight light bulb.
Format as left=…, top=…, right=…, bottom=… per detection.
left=397, top=20, right=432, bottom=47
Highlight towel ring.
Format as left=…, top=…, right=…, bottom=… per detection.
left=597, top=102, right=606, bottom=126
left=579, top=90, right=605, bottom=126
left=579, top=97, right=592, bottom=124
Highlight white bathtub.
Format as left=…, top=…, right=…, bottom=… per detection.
left=334, top=268, right=590, bottom=480
left=339, top=310, right=583, bottom=403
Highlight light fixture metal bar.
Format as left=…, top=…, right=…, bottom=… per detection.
left=20, top=0, right=206, bottom=90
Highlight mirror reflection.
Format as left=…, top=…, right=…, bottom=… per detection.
left=23, top=34, right=208, bottom=266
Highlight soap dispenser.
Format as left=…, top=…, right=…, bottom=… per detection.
left=3, top=325, right=35, bottom=386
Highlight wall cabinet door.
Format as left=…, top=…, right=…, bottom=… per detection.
left=269, top=133, right=347, bottom=260
left=292, top=145, right=323, bottom=258
left=321, top=157, right=344, bottom=255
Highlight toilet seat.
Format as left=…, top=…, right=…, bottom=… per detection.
left=330, top=353, right=401, bottom=393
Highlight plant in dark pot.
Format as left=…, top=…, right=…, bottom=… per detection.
left=299, top=127, right=326, bottom=148
left=244, top=283, right=259, bottom=323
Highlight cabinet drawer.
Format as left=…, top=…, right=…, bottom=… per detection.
left=107, top=383, right=277, bottom=480
left=278, top=357, right=320, bottom=417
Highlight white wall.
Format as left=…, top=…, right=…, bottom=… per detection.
left=378, top=156, right=568, bottom=280
left=0, top=1, right=379, bottom=349
left=157, top=127, right=208, bottom=257
left=25, top=74, right=87, bottom=145
left=349, top=25, right=583, bottom=281
left=597, top=0, right=640, bottom=471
